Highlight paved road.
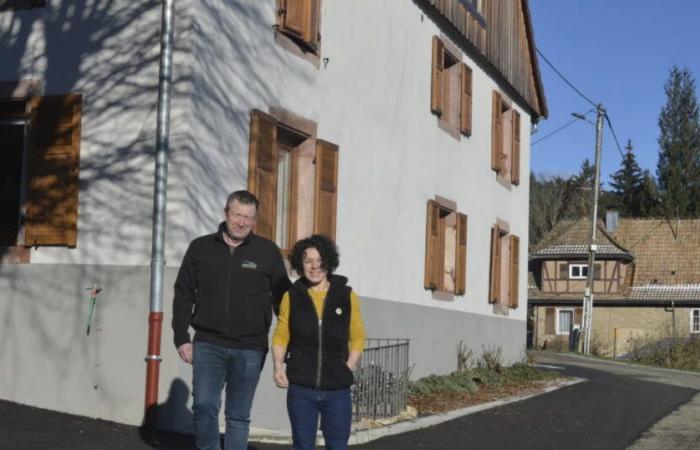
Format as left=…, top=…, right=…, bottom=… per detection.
left=1, top=353, right=699, bottom=449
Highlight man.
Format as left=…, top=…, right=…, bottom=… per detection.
left=173, top=190, right=290, bottom=450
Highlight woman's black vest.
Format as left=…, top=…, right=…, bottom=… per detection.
left=285, top=275, right=354, bottom=390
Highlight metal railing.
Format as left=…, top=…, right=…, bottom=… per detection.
left=352, top=338, right=410, bottom=421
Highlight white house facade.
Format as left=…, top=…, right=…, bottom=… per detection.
left=0, top=0, right=546, bottom=433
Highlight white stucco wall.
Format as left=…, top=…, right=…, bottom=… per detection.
left=0, top=0, right=194, bottom=267
left=182, top=0, right=532, bottom=321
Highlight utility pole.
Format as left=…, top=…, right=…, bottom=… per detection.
left=581, top=104, right=606, bottom=355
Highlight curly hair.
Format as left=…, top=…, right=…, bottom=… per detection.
left=289, top=234, right=340, bottom=276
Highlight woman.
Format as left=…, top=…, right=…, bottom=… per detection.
left=272, top=234, right=365, bottom=450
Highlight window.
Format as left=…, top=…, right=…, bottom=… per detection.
left=491, top=91, right=520, bottom=185
left=424, top=199, right=467, bottom=295
left=0, top=94, right=82, bottom=250
left=568, top=263, right=602, bottom=280
left=276, top=0, right=321, bottom=53
left=488, top=223, right=520, bottom=309
left=247, top=110, right=338, bottom=254
left=431, top=37, right=472, bottom=136
left=691, top=309, right=700, bottom=334
left=569, top=264, right=588, bottom=279
left=0, top=0, right=46, bottom=11
left=557, top=308, right=574, bottom=335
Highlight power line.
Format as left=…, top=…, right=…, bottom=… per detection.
left=536, top=48, right=598, bottom=108
left=532, top=109, right=594, bottom=145
left=532, top=118, right=578, bottom=145
left=604, top=113, right=626, bottom=160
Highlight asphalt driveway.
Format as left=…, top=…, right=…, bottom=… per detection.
left=2, top=352, right=699, bottom=450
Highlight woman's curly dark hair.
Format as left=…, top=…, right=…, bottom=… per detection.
left=289, top=234, right=340, bottom=276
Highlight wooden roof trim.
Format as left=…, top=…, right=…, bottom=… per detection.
left=520, top=0, right=548, bottom=119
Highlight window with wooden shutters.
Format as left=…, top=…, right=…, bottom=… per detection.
left=509, top=235, right=519, bottom=308
left=424, top=199, right=467, bottom=296
left=247, top=109, right=338, bottom=253
left=488, top=225, right=501, bottom=303
left=511, top=109, right=521, bottom=184
left=431, top=36, right=472, bottom=138
left=24, top=94, right=82, bottom=247
left=277, top=0, right=320, bottom=53
left=314, top=139, right=338, bottom=241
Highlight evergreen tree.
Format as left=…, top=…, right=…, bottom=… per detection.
left=609, top=140, right=644, bottom=216
left=639, top=170, right=660, bottom=217
left=656, top=66, right=700, bottom=218
left=565, top=158, right=595, bottom=218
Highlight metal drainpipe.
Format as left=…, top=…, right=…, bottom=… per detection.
left=144, top=0, right=175, bottom=428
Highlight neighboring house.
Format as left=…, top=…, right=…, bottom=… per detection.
left=0, top=0, right=546, bottom=433
left=529, top=213, right=700, bottom=357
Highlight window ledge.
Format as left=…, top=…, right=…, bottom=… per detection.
left=432, top=290, right=455, bottom=302
left=274, top=29, right=320, bottom=69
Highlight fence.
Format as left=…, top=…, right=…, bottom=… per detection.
left=352, top=338, right=410, bottom=421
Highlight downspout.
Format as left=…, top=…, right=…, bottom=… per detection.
left=144, top=0, right=175, bottom=427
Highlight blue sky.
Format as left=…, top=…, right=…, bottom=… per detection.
left=528, top=1, right=700, bottom=186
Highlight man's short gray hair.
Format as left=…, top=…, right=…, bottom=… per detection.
left=225, top=190, right=259, bottom=211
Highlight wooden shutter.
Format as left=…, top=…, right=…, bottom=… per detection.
left=278, top=0, right=306, bottom=38
left=424, top=200, right=440, bottom=290
left=488, top=225, right=501, bottom=303
left=545, top=307, right=555, bottom=334
left=491, top=91, right=503, bottom=172
left=247, top=110, right=278, bottom=241
left=313, top=139, right=338, bottom=240
left=278, top=0, right=319, bottom=50
left=509, top=235, right=520, bottom=308
left=594, top=263, right=602, bottom=280
left=511, top=109, right=521, bottom=184
left=24, top=94, right=82, bottom=247
left=559, top=262, right=569, bottom=279
left=430, top=36, right=445, bottom=116
left=307, top=0, right=320, bottom=51
left=455, top=213, right=467, bottom=295
left=460, top=63, right=472, bottom=136
left=574, top=307, right=583, bottom=325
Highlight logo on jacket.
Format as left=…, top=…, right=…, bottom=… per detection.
left=241, top=260, right=257, bottom=270
left=335, top=307, right=343, bottom=315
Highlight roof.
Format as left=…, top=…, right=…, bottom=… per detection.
left=628, top=284, right=700, bottom=301
left=529, top=217, right=700, bottom=305
left=531, top=218, right=632, bottom=260
left=611, top=218, right=700, bottom=285
left=423, top=0, right=547, bottom=119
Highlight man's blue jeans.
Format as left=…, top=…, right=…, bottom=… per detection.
left=287, top=383, right=352, bottom=450
left=192, top=341, right=264, bottom=450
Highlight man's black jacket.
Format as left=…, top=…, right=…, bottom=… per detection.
left=172, top=224, right=290, bottom=351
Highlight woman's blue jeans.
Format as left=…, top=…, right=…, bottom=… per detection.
left=287, top=383, right=352, bottom=450
left=192, top=341, right=264, bottom=450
